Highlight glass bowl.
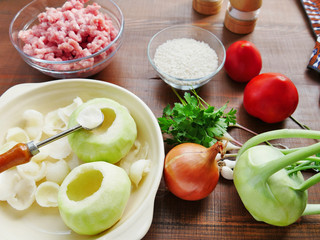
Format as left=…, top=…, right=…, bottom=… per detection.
left=147, top=25, right=226, bottom=90
left=9, top=0, right=124, bottom=79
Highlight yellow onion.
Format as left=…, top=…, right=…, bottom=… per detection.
left=164, top=141, right=223, bottom=201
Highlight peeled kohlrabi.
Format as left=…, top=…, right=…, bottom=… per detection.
left=234, top=129, right=320, bottom=226
left=68, top=98, right=137, bottom=164
left=58, top=161, right=131, bottom=235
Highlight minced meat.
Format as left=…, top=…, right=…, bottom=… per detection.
left=18, top=0, right=118, bottom=71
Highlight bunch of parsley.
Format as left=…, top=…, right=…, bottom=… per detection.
left=158, top=89, right=237, bottom=148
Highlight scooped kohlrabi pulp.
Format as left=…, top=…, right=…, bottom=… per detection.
left=68, top=98, right=137, bottom=164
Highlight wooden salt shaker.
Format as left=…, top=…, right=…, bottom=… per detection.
left=224, top=0, right=262, bottom=34
left=193, top=0, right=224, bottom=15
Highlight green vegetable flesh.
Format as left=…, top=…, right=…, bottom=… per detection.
left=68, top=98, right=137, bottom=164
left=234, top=145, right=307, bottom=226
left=66, top=169, right=103, bottom=201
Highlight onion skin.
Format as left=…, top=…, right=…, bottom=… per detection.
left=164, top=142, right=223, bottom=201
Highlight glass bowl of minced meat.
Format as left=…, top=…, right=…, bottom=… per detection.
left=147, top=25, right=226, bottom=90
left=9, top=0, right=124, bottom=79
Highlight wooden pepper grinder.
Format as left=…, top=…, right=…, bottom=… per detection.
left=193, top=0, right=224, bottom=15
left=224, top=0, right=262, bottom=34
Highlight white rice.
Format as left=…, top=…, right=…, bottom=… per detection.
left=154, top=38, right=218, bottom=83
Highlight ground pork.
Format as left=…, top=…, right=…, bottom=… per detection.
left=18, top=0, right=118, bottom=71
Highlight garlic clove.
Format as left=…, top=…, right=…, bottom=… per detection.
left=221, top=166, right=234, bottom=180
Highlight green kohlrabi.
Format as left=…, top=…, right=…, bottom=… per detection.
left=234, top=129, right=320, bottom=226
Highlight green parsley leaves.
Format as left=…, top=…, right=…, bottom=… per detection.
left=158, top=90, right=237, bottom=148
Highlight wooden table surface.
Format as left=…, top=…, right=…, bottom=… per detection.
left=1, top=0, right=320, bottom=239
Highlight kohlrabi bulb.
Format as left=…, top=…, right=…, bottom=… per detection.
left=68, top=98, right=137, bottom=164
left=58, top=161, right=131, bottom=235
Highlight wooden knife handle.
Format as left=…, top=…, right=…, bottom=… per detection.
left=0, top=143, right=32, bottom=173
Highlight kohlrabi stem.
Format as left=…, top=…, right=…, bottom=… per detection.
left=262, top=141, right=320, bottom=179
left=237, top=129, right=320, bottom=159
left=295, top=172, right=320, bottom=191
left=236, top=129, right=320, bottom=180
left=281, top=148, right=320, bottom=159
left=287, top=165, right=316, bottom=175
left=280, top=148, right=299, bottom=154
left=286, top=155, right=320, bottom=174
left=281, top=148, right=320, bottom=173
left=302, top=204, right=320, bottom=216
left=305, top=156, right=320, bottom=162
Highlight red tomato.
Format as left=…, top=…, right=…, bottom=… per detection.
left=243, top=73, right=299, bottom=123
left=224, top=40, right=262, bottom=82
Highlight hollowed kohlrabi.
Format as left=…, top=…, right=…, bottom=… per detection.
left=58, top=161, right=131, bottom=235
left=68, top=98, right=137, bottom=164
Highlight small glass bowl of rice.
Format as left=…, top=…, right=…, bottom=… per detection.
left=147, top=25, right=226, bottom=90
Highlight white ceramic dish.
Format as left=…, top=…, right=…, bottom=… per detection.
left=0, top=79, right=164, bottom=240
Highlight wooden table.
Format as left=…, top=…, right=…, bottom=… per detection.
left=1, top=0, right=320, bottom=239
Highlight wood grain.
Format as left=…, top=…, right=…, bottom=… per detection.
left=1, top=0, right=320, bottom=239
